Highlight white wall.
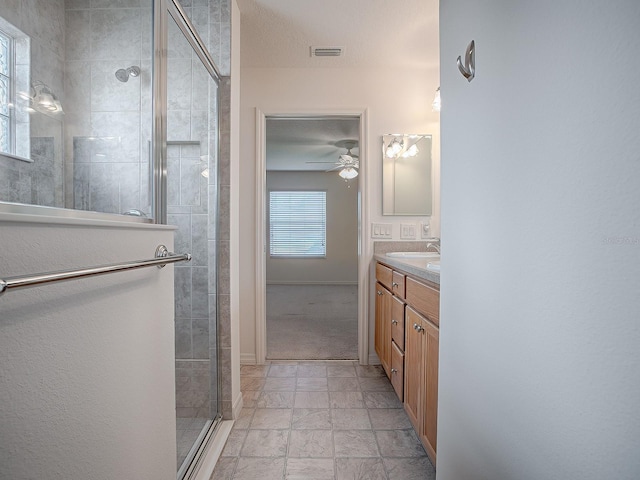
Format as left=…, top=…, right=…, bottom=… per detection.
left=438, top=1, right=640, bottom=479
left=266, top=171, right=358, bottom=284
left=239, top=66, right=440, bottom=361
left=0, top=215, right=177, bottom=480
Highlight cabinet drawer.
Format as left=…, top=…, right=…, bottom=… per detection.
left=391, top=295, right=405, bottom=351
left=392, top=271, right=406, bottom=299
left=376, top=263, right=393, bottom=290
left=390, top=340, right=404, bottom=402
left=405, top=277, right=440, bottom=326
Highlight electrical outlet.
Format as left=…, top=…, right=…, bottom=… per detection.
left=400, top=223, right=417, bottom=239
left=371, top=223, right=392, bottom=239
left=420, top=221, right=431, bottom=239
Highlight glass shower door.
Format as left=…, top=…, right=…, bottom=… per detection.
left=165, top=8, right=220, bottom=478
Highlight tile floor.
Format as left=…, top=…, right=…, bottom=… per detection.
left=209, top=361, right=436, bottom=480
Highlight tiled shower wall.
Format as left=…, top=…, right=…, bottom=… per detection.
left=64, top=0, right=152, bottom=214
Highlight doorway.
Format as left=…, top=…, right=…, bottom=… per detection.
left=254, top=111, right=370, bottom=363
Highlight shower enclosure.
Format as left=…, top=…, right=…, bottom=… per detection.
left=0, top=0, right=228, bottom=478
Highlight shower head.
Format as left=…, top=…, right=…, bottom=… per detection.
left=115, top=66, right=141, bottom=82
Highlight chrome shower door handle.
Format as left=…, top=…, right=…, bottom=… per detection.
left=457, top=40, right=475, bottom=82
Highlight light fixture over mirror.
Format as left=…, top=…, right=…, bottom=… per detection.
left=382, top=134, right=432, bottom=215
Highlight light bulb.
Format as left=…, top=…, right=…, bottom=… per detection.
left=385, top=146, right=395, bottom=158
left=38, top=91, right=54, bottom=107
left=402, top=144, right=419, bottom=157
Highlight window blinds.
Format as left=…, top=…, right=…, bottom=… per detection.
left=269, top=191, right=326, bottom=257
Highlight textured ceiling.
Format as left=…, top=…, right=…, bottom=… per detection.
left=237, top=0, right=439, bottom=69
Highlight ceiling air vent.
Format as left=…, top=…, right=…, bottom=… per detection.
left=310, top=46, right=344, bottom=57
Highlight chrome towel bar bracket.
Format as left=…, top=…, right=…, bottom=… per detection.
left=0, top=244, right=191, bottom=297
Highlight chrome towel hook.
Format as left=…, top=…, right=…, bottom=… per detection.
left=457, top=40, right=475, bottom=82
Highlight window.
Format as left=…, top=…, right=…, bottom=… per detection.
left=269, top=191, right=326, bottom=257
left=0, top=17, right=30, bottom=161
left=0, top=28, right=12, bottom=154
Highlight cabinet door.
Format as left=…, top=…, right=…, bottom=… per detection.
left=420, top=317, right=439, bottom=465
left=391, top=295, right=405, bottom=351
left=404, top=307, right=423, bottom=432
left=390, top=340, right=404, bottom=402
left=374, top=283, right=391, bottom=376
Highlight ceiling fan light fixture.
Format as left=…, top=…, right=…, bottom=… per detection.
left=339, top=167, right=358, bottom=179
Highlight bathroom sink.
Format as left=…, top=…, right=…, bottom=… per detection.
left=386, top=251, right=440, bottom=258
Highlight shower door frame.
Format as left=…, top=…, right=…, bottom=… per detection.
left=153, top=1, right=223, bottom=479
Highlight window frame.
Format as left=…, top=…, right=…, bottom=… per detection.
left=0, top=27, right=13, bottom=156
left=268, top=189, right=327, bottom=259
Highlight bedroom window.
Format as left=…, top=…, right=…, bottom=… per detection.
left=269, top=190, right=326, bottom=258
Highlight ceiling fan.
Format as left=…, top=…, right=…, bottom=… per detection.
left=305, top=139, right=360, bottom=179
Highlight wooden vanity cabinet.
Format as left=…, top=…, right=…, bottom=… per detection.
left=374, top=261, right=440, bottom=465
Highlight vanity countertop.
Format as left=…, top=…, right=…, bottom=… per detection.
left=374, top=253, right=440, bottom=285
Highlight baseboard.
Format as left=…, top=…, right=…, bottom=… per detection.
left=240, top=353, right=257, bottom=365
left=192, top=420, right=233, bottom=480
left=266, top=281, right=358, bottom=286
left=231, top=391, right=244, bottom=420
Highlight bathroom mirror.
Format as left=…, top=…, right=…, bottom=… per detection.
left=382, top=134, right=432, bottom=215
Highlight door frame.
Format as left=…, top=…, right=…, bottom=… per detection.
left=254, top=107, right=370, bottom=364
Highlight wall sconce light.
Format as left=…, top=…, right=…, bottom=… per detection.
left=432, top=87, right=441, bottom=112
left=24, top=82, right=64, bottom=115
left=383, top=134, right=425, bottom=160
left=401, top=143, right=419, bottom=158
left=385, top=137, right=404, bottom=158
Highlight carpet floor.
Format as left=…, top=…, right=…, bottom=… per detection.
left=266, top=285, right=358, bottom=360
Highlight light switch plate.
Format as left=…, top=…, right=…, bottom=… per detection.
left=400, top=223, right=417, bottom=239
left=420, top=221, right=431, bottom=239
left=371, top=223, right=392, bottom=239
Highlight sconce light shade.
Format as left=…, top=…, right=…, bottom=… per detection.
left=339, top=167, right=358, bottom=179
left=29, top=82, right=64, bottom=115
left=401, top=144, right=419, bottom=158
left=386, top=138, right=404, bottom=158
left=432, top=87, right=441, bottom=112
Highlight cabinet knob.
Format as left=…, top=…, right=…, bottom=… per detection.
left=391, top=368, right=397, bottom=374
left=377, top=290, right=383, bottom=296
left=391, top=319, right=398, bottom=325
left=413, top=323, right=419, bottom=330
left=392, top=282, right=399, bottom=288
left=417, top=325, right=424, bottom=333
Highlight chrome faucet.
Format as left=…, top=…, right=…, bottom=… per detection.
left=426, top=238, right=441, bottom=254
